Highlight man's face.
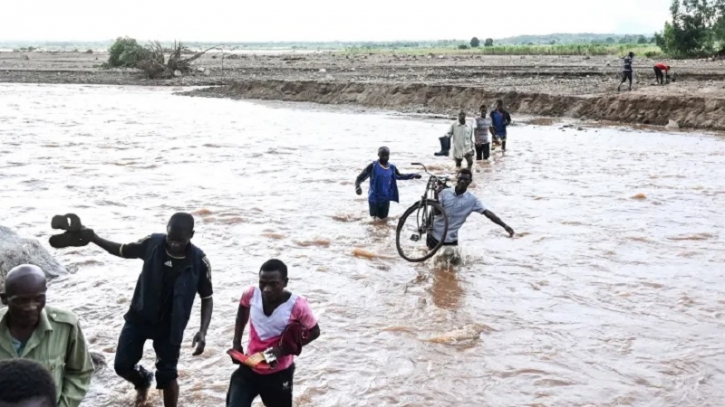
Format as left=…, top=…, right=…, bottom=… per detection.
left=259, top=270, right=287, bottom=303
left=496, top=101, right=503, bottom=110
left=378, top=150, right=390, bottom=165
left=458, top=112, right=466, bottom=124
left=0, top=278, right=47, bottom=329
left=456, top=174, right=473, bottom=192
left=165, top=226, right=193, bottom=256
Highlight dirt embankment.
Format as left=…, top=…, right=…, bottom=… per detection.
left=3, top=51, right=725, bottom=129
left=184, top=80, right=725, bottom=130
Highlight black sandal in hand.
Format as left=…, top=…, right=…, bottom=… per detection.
left=49, top=213, right=94, bottom=248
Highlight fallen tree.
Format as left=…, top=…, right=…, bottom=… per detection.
left=105, top=38, right=217, bottom=79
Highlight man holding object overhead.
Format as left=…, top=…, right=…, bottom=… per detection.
left=80, top=212, right=213, bottom=407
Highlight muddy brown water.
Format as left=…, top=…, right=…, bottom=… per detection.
left=1, top=84, right=725, bottom=407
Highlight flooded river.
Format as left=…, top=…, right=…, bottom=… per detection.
left=1, top=84, right=725, bottom=407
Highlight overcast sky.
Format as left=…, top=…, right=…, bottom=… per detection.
left=1, top=0, right=671, bottom=42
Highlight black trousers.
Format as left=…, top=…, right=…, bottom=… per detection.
left=114, top=321, right=180, bottom=390
left=227, top=364, right=295, bottom=407
left=475, top=143, right=490, bottom=160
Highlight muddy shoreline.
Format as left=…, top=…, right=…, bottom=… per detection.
left=3, top=51, right=725, bottom=130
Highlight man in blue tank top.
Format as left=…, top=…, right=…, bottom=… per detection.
left=355, top=146, right=422, bottom=219
left=489, top=100, right=512, bottom=152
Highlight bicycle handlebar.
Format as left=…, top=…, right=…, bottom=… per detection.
left=411, top=162, right=450, bottom=182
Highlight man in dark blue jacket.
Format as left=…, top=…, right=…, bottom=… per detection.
left=89, top=213, right=213, bottom=407
left=355, top=146, right=421, bottom=219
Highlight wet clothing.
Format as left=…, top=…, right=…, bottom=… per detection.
left=490, top=110, right=511, bottom=138
left=426, top=234, right=458, bottom=250
left=369, top=201, right=390, bottom=218
left=114, top=321, right=180, bottom=390
left=431, top=188, right=487, bottom=243
left=356, top=160, right=417, bottom=205
left=475, top=143, right=490, bottom=160
left=227, top=364, right=295, bottom=407
left=238, top=287, right=317, bottom=375
left=0, top=307, right=94, bottom=407
left=474, top=116, right=492, bottom=144
left=455, top=152, right=474, bottom=169
left=114, top=234, right=212, bottom=390
left=447, top=121, right=475, bottom=160
left=118, top=234, right=212, bottom=346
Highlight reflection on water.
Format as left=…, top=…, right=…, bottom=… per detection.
left=1, top=84, right=725, bottom=406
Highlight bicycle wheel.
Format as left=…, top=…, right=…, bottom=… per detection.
left=396, top=199, right=449, bottom=262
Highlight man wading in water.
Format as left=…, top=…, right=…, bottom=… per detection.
left=427, top=168, right=514, bottom=250
left=87, top=213, right=213, bottom=407
left=227, top=259, right=320, bottom=407
left=447, top=111, right=475, bottom=169
left=489, top=100, right=512, bottom=153
left=355, top=146, right=421, bottom=220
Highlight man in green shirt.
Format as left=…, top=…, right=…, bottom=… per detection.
left=0, top=265, right=94, bottom=407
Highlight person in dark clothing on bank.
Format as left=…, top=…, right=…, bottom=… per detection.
left=355, top=146, right=421, bottom=219
left=618, top=52, right=635, bottom=92
left=86, top=213, right=213, bottom=407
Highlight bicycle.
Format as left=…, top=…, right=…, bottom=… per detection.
left=395, top=163, right=450, bottom=262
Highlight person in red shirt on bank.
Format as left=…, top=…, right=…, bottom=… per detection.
left=654, top=63, right=672, bottom=85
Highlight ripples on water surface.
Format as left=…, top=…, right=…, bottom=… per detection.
left=1, top=84, right=725, bottom=407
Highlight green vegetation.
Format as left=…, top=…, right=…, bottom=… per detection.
left=655, top=0, right=725, bottom=57
left=470, top=37, right=480, bottom=48
left=107, top=37, right=148, bottom=67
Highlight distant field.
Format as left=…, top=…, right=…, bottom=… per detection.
left=339, top=44, right=663, bottom=57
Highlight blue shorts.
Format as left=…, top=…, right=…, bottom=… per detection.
left=495, top=133, right=507, bottom=140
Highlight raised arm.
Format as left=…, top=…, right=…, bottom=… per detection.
left=91, top=233, right=151, bottom=259
left=483, top=209, right=514, bottom=237
left=90, top=233, right=123, bottom=257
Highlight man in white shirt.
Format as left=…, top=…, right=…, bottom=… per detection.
left=446, top=111, right=475, bottom=170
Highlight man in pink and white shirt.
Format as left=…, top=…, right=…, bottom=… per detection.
left=227, top=259, right=320, bottom=407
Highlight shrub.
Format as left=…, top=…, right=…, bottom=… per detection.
left=107, top=37, right=148, bottom=68
left=484, top=38, right=494, bottom=47
left=458, top=44, right=469, bottom=50
left=470, top=37, right=480, bottom=47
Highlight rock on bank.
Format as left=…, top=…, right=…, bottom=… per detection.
left=183, top=80, right=725, bottom=131
left=0, top=226, right=67, bottom=285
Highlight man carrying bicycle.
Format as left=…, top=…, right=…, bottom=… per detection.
left=427, top=168, right=514, bottom=249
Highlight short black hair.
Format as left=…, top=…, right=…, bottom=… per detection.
left=259, top=259, right=288, bottom=279
left=0, top=359, right=56, bottom=406
left=378, top=146, right=390, bottom=154
left=168, top=212, right=195, bottom=232
left=458, top=168, right=473, bottom=179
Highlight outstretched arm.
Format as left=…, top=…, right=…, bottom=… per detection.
left=355, top=163, right=374, bottom=194
left=483, top=209, right=514, bottom=237
left=394, top=167, right=421, bottom=180
left=90, top=234, right=123, bottom=257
